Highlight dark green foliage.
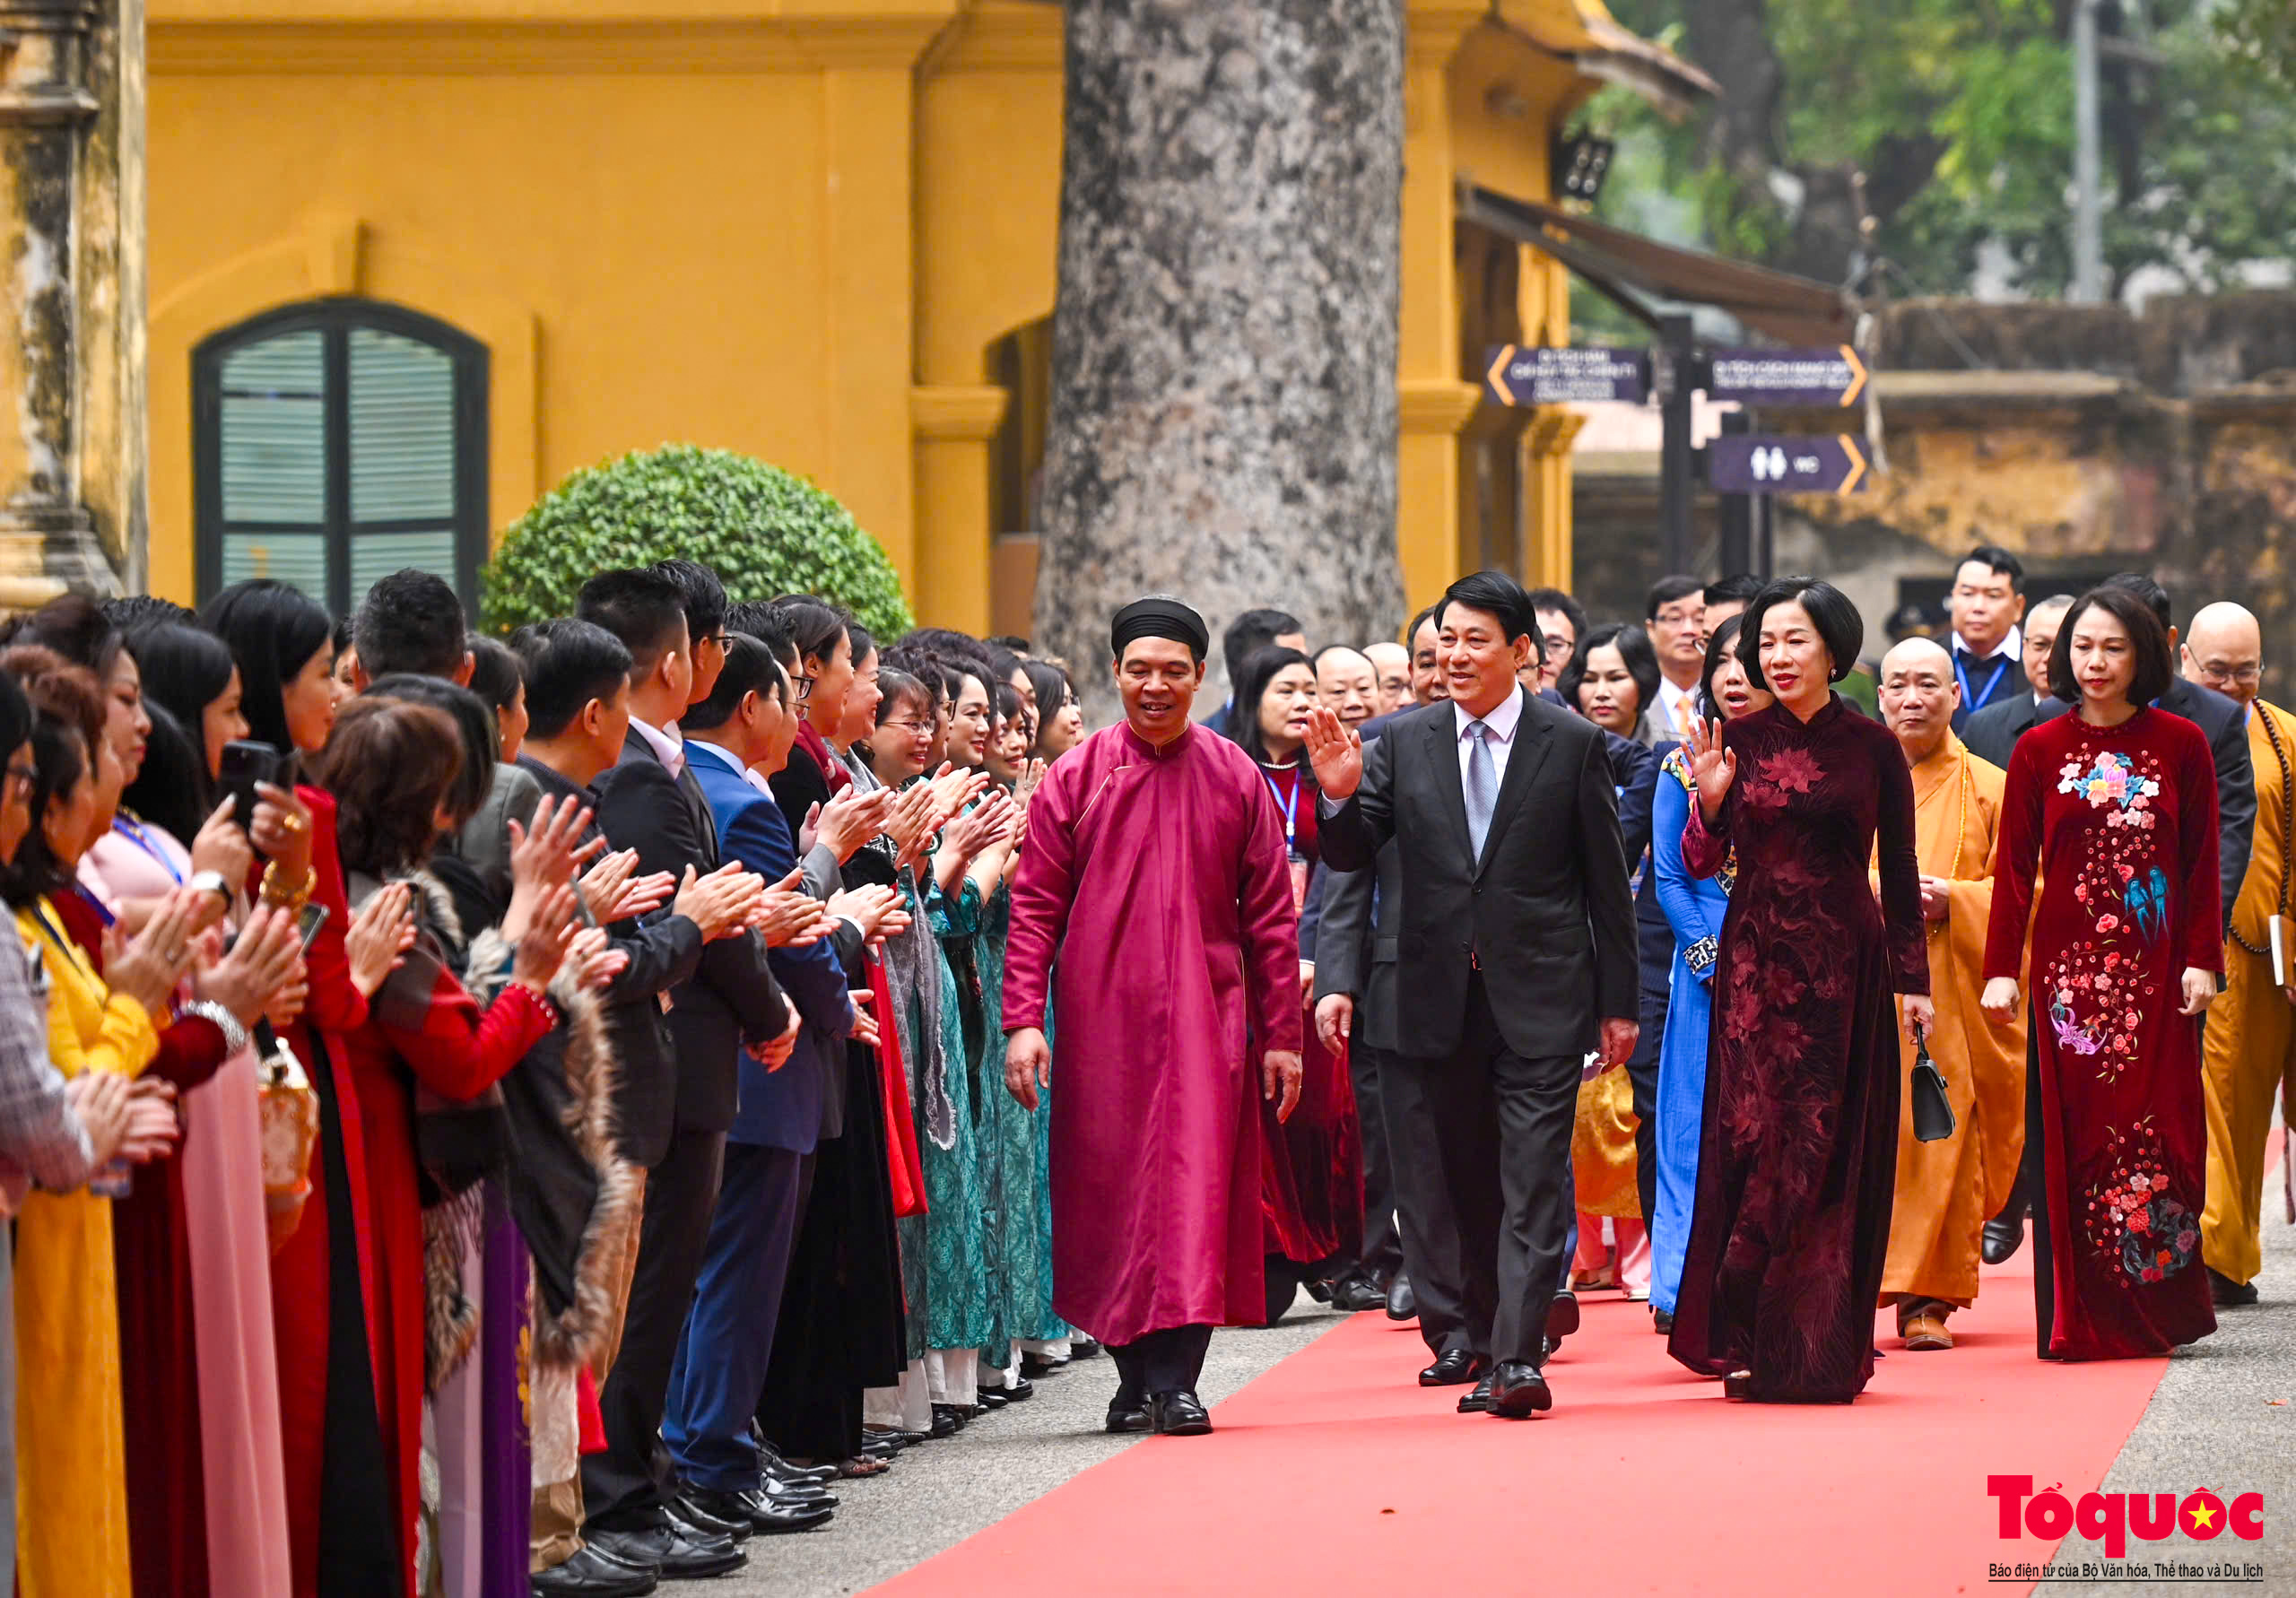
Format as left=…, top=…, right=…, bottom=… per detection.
left=482, top=444, right=913, bottom=638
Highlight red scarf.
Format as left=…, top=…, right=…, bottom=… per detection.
left=793, top=721, right=853, bottom=796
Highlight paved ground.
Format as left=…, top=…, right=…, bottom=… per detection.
left=718, top=1297, right=1352, bottom=1596
left=709, top=1205, right=2296, bottom=1596
left=2039, top=1210, right=2294, bottom=1594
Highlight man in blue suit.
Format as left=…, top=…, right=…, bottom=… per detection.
left=663, top=635, right=870, bottom=1539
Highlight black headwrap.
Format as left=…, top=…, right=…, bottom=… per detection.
left=1109, top=595, right=1210, bottom=664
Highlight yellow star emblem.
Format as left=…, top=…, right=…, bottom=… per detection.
left=2187, top=1502, right=2218, bottom=1531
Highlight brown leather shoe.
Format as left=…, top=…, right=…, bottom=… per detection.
left=1903, top=1310, right=1953, bottom=1350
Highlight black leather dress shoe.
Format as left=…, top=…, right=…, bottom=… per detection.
left=1418, top=1348, right=1483, bottom=1387
left=530, top=1543, right=660, bottom=1597
left=760, top=1452, right=839, bottom=1488
left=929, top=1403, right=968, bottom=1437
left=1105, top=1397, right=1151, bottom=1433
left=977, top=1387, right=1011, bottom=1410
left=1651, top=1307, right=1674, bottom=1334
left=1545, top=1292, right=1580, bottom=1343
left=1150, top=1390, right=1213, bottom=1436
left=1457, top=1370, right=1495, bottom=1413
left=763, top=1475, right=837, bottom=1511
left=2210, top=1266, right=2260, bottom=1307
left=1331, top=1276, right=1387, bottom=1313
left=683, top=1483, right=834, bottom=1537
left=1020, top=1351, right=1067, bottom=1377
left=1386, top=1275, right=1417, bottom=1321
left=1070, top=1336, right=1103, bottom=1359
left=1487, top=1360, right=1552, bottom=1419
left=1981, top=1215, right=2025, bottom=1265
left=585, top=1524, right=746, bottom=1580
left=665, top=1491, right=750, bottom=1544
left=1004, top=1375, right=1036, bottom=1402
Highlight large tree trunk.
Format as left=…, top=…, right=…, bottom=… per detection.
left=1035, top=0, right=1403, bottom=722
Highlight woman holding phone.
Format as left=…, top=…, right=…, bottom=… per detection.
left=202, top=579, right=417, bottom=1598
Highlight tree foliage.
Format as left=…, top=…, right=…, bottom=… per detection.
left=1587, top=0, right=2296, bottom=309
left=481, top=444, right=913, bottom=639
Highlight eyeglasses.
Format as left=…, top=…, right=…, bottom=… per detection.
left=2197, top=663, right=2262, bottom=685
left=885, top=718, right=935, bottom=736
left=793, top=673, right=817, bottom=701
left=699, top=632, right=730, bottom=651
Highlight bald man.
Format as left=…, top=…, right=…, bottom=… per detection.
left=1315, top=646, right=1380, bottom=729
left=2184, top=602, right=2296, bottom=1307
left=1365, top=640, right=1412, bottom=717
left=1874, top=640, right=2025, bottom=1349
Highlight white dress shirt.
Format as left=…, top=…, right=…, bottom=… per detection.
left=1454, top=687, right=1525, bottom=789
left=631, top=715, right=684, bottom=780
left=1655, top=675, right=1699, bottom=736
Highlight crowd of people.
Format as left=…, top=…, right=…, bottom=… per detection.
left=0, top=539, right=2283, bottom=1597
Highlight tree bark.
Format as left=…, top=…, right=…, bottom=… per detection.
left=1035, top=0, right=1403, bottom=722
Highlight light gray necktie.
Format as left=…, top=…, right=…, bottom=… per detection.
left=1464, top=719, right=1497, bottom=861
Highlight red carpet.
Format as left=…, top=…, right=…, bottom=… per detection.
left=874, top=1236, right=2165, bottom=1597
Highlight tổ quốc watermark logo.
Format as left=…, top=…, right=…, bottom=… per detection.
left=1987, top=1477, right=2266, bottom=1583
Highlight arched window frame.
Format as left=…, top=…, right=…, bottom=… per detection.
left=192, top=298, right=490, bottom=617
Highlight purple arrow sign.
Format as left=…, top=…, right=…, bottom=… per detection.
left=1707, top=345, right=1870, bottom=408
left=1709, top=435, right=1871, bottom=495
left=1483, top=343, right=1649, bottom=407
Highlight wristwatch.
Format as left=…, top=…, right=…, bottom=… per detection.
left=178, top=998, right=250, bottom=1058
left=187, top=869, right=230, bottom=907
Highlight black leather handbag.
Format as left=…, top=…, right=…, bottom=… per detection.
left=1910, top=1033, right=1956, bottom=1143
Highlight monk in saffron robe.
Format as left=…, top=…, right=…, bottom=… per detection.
left=1874, top=639, right=2026, bottom=1350
left=2181, top=604, right=2296, bottom=1305
left=1004, top=596, right=1303, bottom=1438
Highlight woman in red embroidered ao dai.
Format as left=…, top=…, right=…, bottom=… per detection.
left=1982, top=587, right=2218, bottom=1359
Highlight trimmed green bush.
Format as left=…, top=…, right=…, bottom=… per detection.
left=481, top=443, right=914, bottom=640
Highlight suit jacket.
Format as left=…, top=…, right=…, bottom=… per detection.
left=1313, top=711, right=1405, bottom=1054
left=1961, top=690, right=2040, bottom=771
left=514, top=752, right=708, bottom=1168
left=591, top=728, right=788, bottom=1142
left=1320, top=688, right=1639, bottom=1061
left=686, top=742, right=849, bottom=1151
left=2033, top=677, right=2256, bottom=931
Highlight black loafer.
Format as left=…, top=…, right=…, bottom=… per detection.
left=1105, top=1398, right=1151, bottom=1433
left=929, top=1403, right=967, bottom=1437
left=586, top=1524, right=746, bottom=1580
left=1652, top=1307, right=1674, bottom=1334
left=1003, top=1375, right=1035, bottom=1402
left=1981, top=1216, right=2025, bottom=1265
left=1457, top=1371, right=1496, bottom=1413
left=682, top=1483, right=834, bottom=1537
left=530, top=1542, right=661, bottom=1596
left=665, top=1490, right=750, bottom=1544
left=1418, top=1348, right=1483, bottom=1387
left=977, top=1387, right=1010, bottom=1410
left=1331, top=1276, right=1387, bottom=1313
left=1070, top=1337, right=1103, bottom=1359
left=763, top=1476, right=837, bottom=1511
left=1386, top=1276, right=1417, bottom=1321
left=759, top=1447, right=839, bottom=1487
left=1149, top=1390, right=1213, bottom=1436
left=1544, top=1292, right=1580, bottom=1343
left=1487, top=1360, right=1552, bottom=1419
left=2210, top=1266, right=2260, bottom=1307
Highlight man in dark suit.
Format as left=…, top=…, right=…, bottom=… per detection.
left=1944, top=544, right=2031, bottom=732
left=509, top=616, right=765, bottom=1597
left=1962, top=594, right=2073, bottom=771
left=576, top=569, right=778, bottom=1581
left=1310, top=570, right=1639, bottom=1420
left=664, top=636, right=857, bottom=1539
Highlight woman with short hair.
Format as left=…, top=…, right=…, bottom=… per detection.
left=1981, top=586, right=2221, bottom=1360
left=1669, top=578, right=1933, bottom=1403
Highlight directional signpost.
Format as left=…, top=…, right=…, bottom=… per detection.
left=1483, top=343, right=1648, bottom=407
left=1706, top=345, right=1869, bottom=408
left=1709, top=434, right=1870, bottom=495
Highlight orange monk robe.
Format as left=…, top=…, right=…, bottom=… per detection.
left=1876, top=734, right=2027, bottom=1308
left=2199, top=698, right=2296, bottom=1287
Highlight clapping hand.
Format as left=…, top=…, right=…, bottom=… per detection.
left=197, top=904, right=307, bottom=1025
left=1683, top=717, right=1738, bottom=821
left=847, top=990, right=881, bottom=1049
left=345, top=882, right=417, bottom=999
left=806, top=787, right=896, bottom=864
left=105, top=888, right=204, bottom=1013
left=751, top=1006, right=801, bottom=1072
left=756, top=867, right=831, bottom=948
left=562, top=926, right=628, bottom=991
left=117, top=1077, right=182, bottom=1165
left=507, top=795, right=592, bottom=897
left=826, top=884, right=907, bottom=943
left=1303, top=707, right=1363, bottom=800
left=579, top=847, right=674, bottom=925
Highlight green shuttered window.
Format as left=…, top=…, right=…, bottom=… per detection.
left=195, top=300, right=488, bottom=619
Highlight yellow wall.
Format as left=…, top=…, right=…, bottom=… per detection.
left=146, top=0, right=1613, bottom=628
